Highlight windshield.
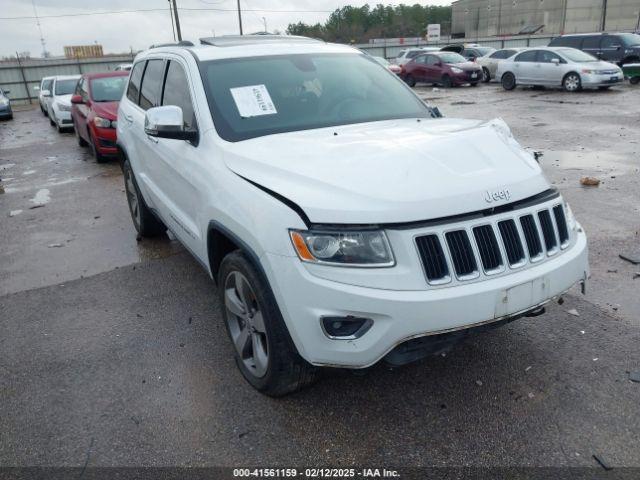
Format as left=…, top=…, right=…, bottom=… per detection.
left=475, top=47, right=496, bottom=56
left=559, top=48, right=597, bottom=62
left=54, top=79, right=78, bottom=95
left=90, top=76, right=127, bottom=102
left=201, top=53, right=430, bottom=142
left=620, top=33, right=640, bottom=47
left=438, top=53, right=467, bottom=64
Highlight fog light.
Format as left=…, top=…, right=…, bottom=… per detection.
left=321, top=316, right=373, bottom=339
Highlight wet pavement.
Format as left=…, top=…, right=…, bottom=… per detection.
left=0, top=84, right=639, bottom=470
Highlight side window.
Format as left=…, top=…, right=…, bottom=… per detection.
left=397, top=50, right=405, bottom=58
left=162, top=60, right=196, bottom=130
left=126, top=61, right=145, bottom=104
left=80, top=78, right=89, bottom=101
left=582, top=36, right=601, bottom=49
left=139, top=59, right=164, bottom=111
left=407, top=50, right=420, bottom=59
left=601, top=36, right=622, bottom=49
left=490, top=50, right=505, bottom=59
left=538, top=51, right=561, bottom=63
left=413, top=55, right=426, bottom=64
left=515, top=50, right=538, bottom=62
left=426, top=55, right=439, bottom=65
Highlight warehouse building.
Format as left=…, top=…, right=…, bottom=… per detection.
left=451, top=0, right=640, bottom=38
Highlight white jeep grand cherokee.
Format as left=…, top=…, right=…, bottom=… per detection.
left=117, top=36, right=589, bottom=396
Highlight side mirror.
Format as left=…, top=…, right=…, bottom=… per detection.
left=3, top=90, right=9, bottom=94
left=42, top=89, right=51, bottom=97
left=551, top=58, right=560, bottom=65
left=34, top=86, right=40, bottom=91
left=71, top=94, right=84, bottom=104
left=144, top=105, right=197, bottom=141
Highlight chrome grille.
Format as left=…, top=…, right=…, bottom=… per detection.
left=415, top=203, right=570, bottom=285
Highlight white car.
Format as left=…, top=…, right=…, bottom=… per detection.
left=115, top=63, right=133, bottom=71
left=117, top=35, right=589, bottom=396
left=37, top=76, right=54, bottom=116
left=47, top=75, right=81, bottom=131
left=497, top=47, right=623, bottom=91
left=476, top=48, right=526, bottom=82
left=393, top=47, right=440, bottom=66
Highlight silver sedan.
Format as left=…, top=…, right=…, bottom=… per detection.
left=497, top=47, right=624, bottom=92
left=476, top=47, right=526, bottom=82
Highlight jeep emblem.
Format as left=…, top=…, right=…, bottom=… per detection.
left=484, top=188, right=511, bottom=203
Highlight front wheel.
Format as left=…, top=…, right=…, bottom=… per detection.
left=482, top=67, right=491, bottom=83
left=122, top=159, right=165, bottom=237
left=404, top=74, right=416, bottom=87
left=219, top=251, right=318, bottom=396
left=441, top=75, right=452, bottom=88
left=563, top=73, right=582, bottom=92
left=501, top=72, right=516, bottom=90
left=629, top=77, right=640, bottom=85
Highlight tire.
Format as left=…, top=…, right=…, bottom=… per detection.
left=630, top=77, right=640, bottom=85
left=563, top=72, right=582, bottom=92
left=441, top=75, right=452, bottom=88
left=218, top=251, right=318, bottom=396
left=501, top=72, right=516, bottom=90
left=470, top=82, right=478, bottom=87
left=404, top=74, right=416, bottom=87
left=75, top=123, right=88, bottom=147
left=122, top=159, right=165, bottom=237
left=482, top=67, right=491, bottom=83
left=40, top=105, right=47, bottom=116
left=49, top=115, right=55, bottom=127
left=598, top=86, right=611, bottom=91
left=90, top=132, right=108, bottom=163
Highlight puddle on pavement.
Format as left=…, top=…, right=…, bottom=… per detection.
left=544, top=150, right=637, bottom=176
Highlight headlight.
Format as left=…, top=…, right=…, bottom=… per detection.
left=451, top=67, right=463, bottom=74
left=94, top=116, right=112, bottom=128
left=581, top=69, right=595, bottom=74
left=289, top=229, right=395, bottom=267
left=564, top=202, right=577, bottom=231
left=0, top=98, right=8, bottom=106
left=58, top=103, right=71, bottom=111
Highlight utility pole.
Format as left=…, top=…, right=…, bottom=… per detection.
left=237, top=0, right=243, bottom=35
left=171, top=0, right=182, bottom=41
left=168, top=0, right=176, bottom=41
left=601, top=0, right=608, bottom=31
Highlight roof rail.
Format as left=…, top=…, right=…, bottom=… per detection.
left=149, top=41, right=195, bottom=49
left=199, top=35, right=322, bottom=47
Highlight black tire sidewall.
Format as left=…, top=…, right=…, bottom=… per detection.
left=502, top=73, right=516, bottom=90
left=482, top=67, right=491, bottom=82
left=442, top=75, right=452, bottom=88
left=405, top=74, right=416, bottom=87
left=122, top=159, right=164, bottom=236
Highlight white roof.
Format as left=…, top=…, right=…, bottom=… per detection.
left=53, top=74, right=81, bottom=80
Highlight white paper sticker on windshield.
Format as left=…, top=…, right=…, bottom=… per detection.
left=230, top=84, right=277, bottom=118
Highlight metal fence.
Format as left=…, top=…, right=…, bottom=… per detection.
left=0, top=54, right=135, bottom=105
left=356, top=34, right=556, bottom=59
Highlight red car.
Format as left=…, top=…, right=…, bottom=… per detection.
left=71, top=71, right=129, bottom=162
left=401, top=51, right=482, bottom=88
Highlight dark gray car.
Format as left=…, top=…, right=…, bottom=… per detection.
left=0, top=87, right=12, bottom=120
left=549, top=32, right=640, bottom=66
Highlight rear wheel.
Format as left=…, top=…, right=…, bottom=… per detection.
left=563, top=73, right=582, bottom=92
left=404, top=74, right=416, bottom=87
left=482, top=67, right=491, bottom=83
left=501, top=72, right=516, bottom=90
left=122, top=159, right=165, bottom=237
left=470, top=82, right=478, bottom=87
left=218, top=251, right=318, bottom=396
left=49, top=114, right=55, bottom=127
left=441, top=75, right=452, bottom=88
left=631, top=77, right=640, bottom=85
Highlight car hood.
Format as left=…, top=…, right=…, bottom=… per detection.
left=92, top=101, right=119, bottom=120
left=585, top=60, right=621, bottom=70
left=223, top=118, right=549, bottom=224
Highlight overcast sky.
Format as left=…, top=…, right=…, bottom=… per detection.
left=1, top=0, right=453, bottom=58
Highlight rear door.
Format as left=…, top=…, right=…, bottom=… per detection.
left=410, top=55, right=428, bottom=82
left=600, top=35, right=623, bottom=63
left=582, top=36, right=602, bottom=59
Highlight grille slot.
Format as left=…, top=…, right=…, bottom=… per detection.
left=553, top=205, right=569, bottom=246
left=538, top=210, right=558, bottom=252
left=415, top=235, right=449, bottom=282
left=473, top=225, right=503, bottom=272
left=498, top=220, right=525, bottom=266
left=445, top=230, right=478, bottom=277
left=520, top=215, right=543, bottom=259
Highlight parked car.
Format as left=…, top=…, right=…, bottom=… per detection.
left=402, top=51, right=482, bottom=87
left=47, top=75, right=81, bottom=131
left=117, top=36, right=588, bottom=396
left=115, top=64, right=133, bottom=71
left=71, top=71, right=129, bottom=162
left=497, top=47, right=623, bottom=92
left=477, top=48, right=526, bottom=82
left=0, top=87, right=12, bottom=120
left=440, top=43, right=496, bottom=61
left=37, top=76, right=54, bottom=116
left=373, top=56, right=401, bottom=74
left=393, top=47, right=440, bottom=66
left=548, top=32, right=640, bottom=66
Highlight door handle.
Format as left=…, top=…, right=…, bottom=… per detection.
left=123, top=114, right=133, bottom=123
left=147, top=135, right=158, bottom=144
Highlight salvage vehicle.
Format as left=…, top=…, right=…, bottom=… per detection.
left=498, top=47, right=623, bottom=92
left=46, top=75, right=81, bottom=132
left=402, top=51, right=482, bottom=87
left=0, top=87, right=12, bottom=120
left=117, top=35, right=589, bottom=396
left=476, top=48, right=526, bottom=82
left=548, top=32, right=640, bottom=66
left=71, top=71, right=129, bottom=162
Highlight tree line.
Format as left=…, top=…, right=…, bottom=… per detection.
left=287, top=3, right=452, bottom=44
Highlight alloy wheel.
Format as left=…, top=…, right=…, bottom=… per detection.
left=224, top=271, right=269, bottom=378
left=564, top=74, right=580, bottom=92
